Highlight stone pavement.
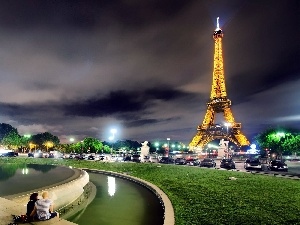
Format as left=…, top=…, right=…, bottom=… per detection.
left=0, top=197, right=76, bottom=225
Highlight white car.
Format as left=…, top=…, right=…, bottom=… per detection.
left=149, top=156, right=159, bottom=163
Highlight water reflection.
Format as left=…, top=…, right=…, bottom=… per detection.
left=22, top=168, right=29, bottom=175
left=0, top=163, right=22, bottom=181
left=0, top=164, right=75, bottom=196
left=107, top=176, right=116, bottom=196
left=0, top=163, right=57, bottom=181
left=68, top=172, right=164, bottom=225
left=27, top=164, right=56, bottom=173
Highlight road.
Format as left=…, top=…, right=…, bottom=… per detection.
left=213, top=159, right=300, bottom=176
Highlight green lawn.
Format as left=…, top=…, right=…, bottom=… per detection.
left=1, top=158, right=300, bottom=225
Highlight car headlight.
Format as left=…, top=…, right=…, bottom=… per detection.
left=273, top=166, right=277, bottom=168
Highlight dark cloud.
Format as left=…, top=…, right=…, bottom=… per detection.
left=123, top=118, right=177, bottom=128
left=63, top=87, right=195, bottom=117
left=0, top=0, right=197, bottom=30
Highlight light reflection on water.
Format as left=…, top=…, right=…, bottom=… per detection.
left=107, top=176, right=116, bottom=196
left=68, top=172, right=164, bottom=225
left=22, top=168, right=29, bottom=174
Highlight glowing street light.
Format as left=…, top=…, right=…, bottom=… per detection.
left=111, top=129, right=117, bottom=135
left=276, top=132, right=285, bottom=138
left=167, top=138, right=170, bottom=156
left=29, top=143, right=36, bottom=151
left=224, top=122, right=232, bottom=134
left=155, top=142, right=159, bottom=151
left=44, top=141, right=53, bottom=152
left=109, top=129, right=117, bottom=154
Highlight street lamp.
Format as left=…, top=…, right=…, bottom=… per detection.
left=45, top=141, right=53, bottom=152
left=224, top=122, right=232, bottom=134
left=155, top=142, right=159, bottom=152
left=109, top=129, right=117, bottom=154
left=275, top=132, right=285, bottom=160
left=167, top=138, right=170, bottom=156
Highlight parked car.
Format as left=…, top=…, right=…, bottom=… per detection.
left=0, top=151, right=17, bottom=157
left=87, top=154, right=95, bottom=160
left=28, top=152, right=34, bottom=157
left=141, top=156, right=150, bottom=163
left=74, top=154, right=85, bottom=160
left=132, top=154, right=141, bottom=163
left=244, top=158, right=262, bottom=170
left=175, top=158, right=186, bottom=165
left=34, top=151, right=44, bottom=158
left=48, top=151, right=63, bottom=159
left=99, top=155, right=105, bottom=161
left=185, top=158, right=200, bottom=166
left=200, top=158, right=216, bottom=167
left=220, top=158, right=236, bottom=169
left=159, top=157, right=174, bottom=164
left=149, top=156, right=159, bottom=163
left=123, top=155, right=132, bottom=161
left=48, top=153, right=55, bottom=158
left=268, top=160, right=288, bottom=172
left=68, top=153, right=77, bottom=159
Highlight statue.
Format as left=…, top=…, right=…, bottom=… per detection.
left=218, top=139, right=229, bottom=158
left=140, top=141, right=150, bottom=162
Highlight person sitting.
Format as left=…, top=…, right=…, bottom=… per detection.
left=26, top=192, right=39, bottom=221
left=30, top=191, right=59, bottom=220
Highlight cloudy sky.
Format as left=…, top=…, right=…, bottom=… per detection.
left=0, top=0, right=298, bottom=144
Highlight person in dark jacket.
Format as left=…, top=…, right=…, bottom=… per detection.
left=26, top=193, right=39, bottom=221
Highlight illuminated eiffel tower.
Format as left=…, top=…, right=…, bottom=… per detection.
left=189, top=18, right=250, bottom=150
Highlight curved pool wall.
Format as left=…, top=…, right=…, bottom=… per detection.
left=8, top=167, right=89, bottom=211
left=0, top=164, right=174, bottom=225
left=83, top=169, right=175, bottom=225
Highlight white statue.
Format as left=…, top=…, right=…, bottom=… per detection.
left=140, top=141, right=150, bottom=161
left=218, top=139, right=229, bottom=158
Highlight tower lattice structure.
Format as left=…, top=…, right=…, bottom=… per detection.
left=189, top=18, right=249, bottom=150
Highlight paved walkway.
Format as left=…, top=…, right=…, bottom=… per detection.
left=0, top=197, right=76, bottom=225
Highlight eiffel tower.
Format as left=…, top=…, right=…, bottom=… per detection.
left=189, top=18, right=250, bottom=150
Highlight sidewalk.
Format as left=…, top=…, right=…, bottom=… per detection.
left=0, top=197, right=76, bottom=225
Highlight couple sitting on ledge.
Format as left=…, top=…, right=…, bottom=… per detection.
left=27, top=191, right=59, bottom=221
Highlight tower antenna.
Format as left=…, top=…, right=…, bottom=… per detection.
left=216, top=17, right=220, bottom=30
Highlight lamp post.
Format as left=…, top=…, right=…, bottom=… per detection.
left=167, top=138, right=170, bottom=157
left=224, top=122, right=232, bottom=134
left=275, top=132, right=285, bottom=160
left=109, top=129, right=117, bottom=154
left=155, top=142, right=159, bottom=154
left=45, top=141, right=53, bottom=152
left=208, top=144, right=212, bottom=158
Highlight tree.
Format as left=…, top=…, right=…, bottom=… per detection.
left=31, top=132, right=60, bottom=151
left=0, top=123, right=17, bottom=142
left=82, top=137, right=103, bottom=153
left=282, top=134, right=300, bottom=156
left=102, top=145, right=111, bottom=154
left=254, top=127, right=300, bottom=158
left=1, top=131, right=22, bottom=150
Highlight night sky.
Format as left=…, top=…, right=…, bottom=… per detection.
left=0, top=0, right=299, bottom=144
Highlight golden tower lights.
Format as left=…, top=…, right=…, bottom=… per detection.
left=189, top=17, right=250, bottom=150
